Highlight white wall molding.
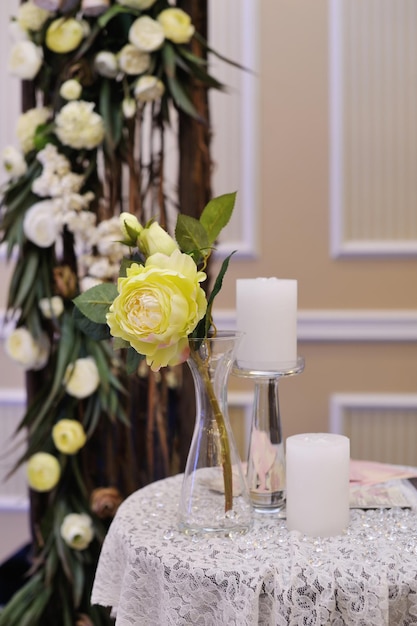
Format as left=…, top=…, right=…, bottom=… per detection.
left=209, top=0, right=260, bottom=260
left=330, top=392, right=417, bottom=434
left=214, top=308, right=417, bottom=342
left=329, top=0, right=417, bottom=258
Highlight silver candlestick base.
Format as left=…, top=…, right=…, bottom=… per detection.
left=233, top=357, right=305, bottom=513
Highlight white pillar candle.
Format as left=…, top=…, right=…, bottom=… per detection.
left=236, top=278, right=297, bottom=370
left=286, top=433, right=350, bottom=537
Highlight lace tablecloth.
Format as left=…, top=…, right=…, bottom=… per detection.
left=92, top=474, right=417, bottom=625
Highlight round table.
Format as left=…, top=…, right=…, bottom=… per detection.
left=91, top=474, right=417, bottom=625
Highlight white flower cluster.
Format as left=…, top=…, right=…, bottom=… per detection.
left=21, top=142, right=128, bottom=287
left=22, top=144, right=95, bottom=249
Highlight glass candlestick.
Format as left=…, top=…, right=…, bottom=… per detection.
left=233, top=358, right=305, bottom=513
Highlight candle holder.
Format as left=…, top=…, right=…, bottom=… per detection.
left=233, top=357, right=305, bottom=513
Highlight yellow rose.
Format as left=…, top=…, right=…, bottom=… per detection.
left=138, top=222, right=178, bottom=257
left=107, top=249, right=207, bottom=371
left=157, top=8, right=195, bottom=44
left=27, top=452, right=61, bottom=492
left=46, top=18, right=84, bottom=54
left=52, top=419, right=87, bottom=454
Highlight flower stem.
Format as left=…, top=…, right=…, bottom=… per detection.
left=194, top=350, right=233, bottom=513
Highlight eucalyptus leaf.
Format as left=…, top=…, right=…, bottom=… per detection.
left=73, top=283, right=118, bottom=324
left=200, top=192, right=236, bottom=245
left=166, top=75, right=201, bottom=120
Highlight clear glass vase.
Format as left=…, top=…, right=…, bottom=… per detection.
left=177, top=332, right=253, bottom=536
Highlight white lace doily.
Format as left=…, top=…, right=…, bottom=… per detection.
left=91, top=474, right=417, bottom=625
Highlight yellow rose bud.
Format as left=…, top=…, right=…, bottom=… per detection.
left=52, top=419, right=87, bottom=455
left=106, top=249, right=207, bottom=371
left=60, top=513, right=94, bottom=551
left=46, top=18, right=84, bottom=54
left=27, top=452, right=61, bottom=492
left=120, top=212, right=142, bottom=244
left=138, top=222, right=178, bottom=257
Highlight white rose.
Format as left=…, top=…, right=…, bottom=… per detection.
left=157, top=8, right=195, bottom=44
left=59, top=79, right=82, bottom=101
left=9, top=21, right=29, bottom=42
left=116, top=0, right=156, bottom=8
left=128, top=16, right=165, bottom=52
left=55, top=101, right=105, bottom=150
left=23, top=199, right=61, bottom=248
left=5, top=327, right=50, bottom=370
left=134, top=75, right=165, bottom=103
left=2, top=146, right=27, bottom=179
left=16, top=107, right=51, bottom=154
left=8, top=40, right=43, bottom=80
left=118, top=44, right=150, bottom=75
left=94, top=51, right=119, bottom=78
left=17, top=1, right=51, bottom=32
left=64, top=357, right=100, bottom=399
left=60, top=513, right=94, bottom=551
left=39, top=296, right=64, bottom=319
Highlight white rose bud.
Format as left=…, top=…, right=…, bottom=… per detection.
left=60, top=513, right=94, bottom=551
left=94, top=51, right=119, bottom=78
left=16, top=107, right=51, bottom=154
left=128, top=16, right=165, bottom=52
left=118, top=44, right=150, bottom=75
left=134, top=75, right=165, bottom=103
left=39, top=296, right=64, bottom=319
left=64, top=357, right=100, bottom=399
left=59, top=79, right=82, bottom=101
left=2, top=146, right=27, bottom=179
left=5, top=327, right=50, bottom=371
left=23, top=199, right=61, bottom=248
left=122, top=97, right=136, bottom=119
left=8, top=40, right=43, bottom=80
left=120, top=212, right=142, bottom=244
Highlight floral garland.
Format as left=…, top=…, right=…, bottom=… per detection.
left=0, top=1, right=235, bottom=624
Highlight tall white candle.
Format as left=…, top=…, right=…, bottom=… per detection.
left=236, top=278, right=297, bottom=370
left=286, top=433, right=350, bottom=537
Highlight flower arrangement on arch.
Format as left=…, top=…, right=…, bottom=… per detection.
left=0, top=1, right=239, bottom=624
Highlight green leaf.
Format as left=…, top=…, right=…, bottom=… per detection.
left=193, top=251, right=236, bottom=339
left=200, top=192, right=236, bottom=245
left=73, top=283, right=118, bottom=324
left=175, top=214, right=209, bottom=261
left=73, top=307, right=111, bottom=341
left=166, top=75, right=201, bottom=120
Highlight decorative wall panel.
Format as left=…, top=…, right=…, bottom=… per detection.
left=330, top=0, right=417, bottom=256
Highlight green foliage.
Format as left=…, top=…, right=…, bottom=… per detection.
left=73, top=283, right=118, bottom=325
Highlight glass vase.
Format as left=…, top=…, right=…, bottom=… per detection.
left=177, top=332, right=253, bottom=536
